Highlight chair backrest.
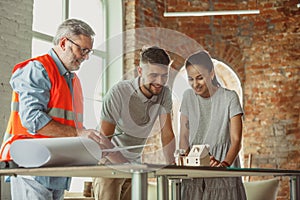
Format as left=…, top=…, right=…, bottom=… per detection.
left=243, top=178, right=280, bottom=200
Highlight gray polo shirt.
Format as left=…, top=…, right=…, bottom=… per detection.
left=101, top=77, right=172, bottom=162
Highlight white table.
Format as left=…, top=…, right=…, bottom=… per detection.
left=0, top=164, right=299, bottom=200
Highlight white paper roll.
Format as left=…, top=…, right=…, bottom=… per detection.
left=10, top=137, right=101, bottom=168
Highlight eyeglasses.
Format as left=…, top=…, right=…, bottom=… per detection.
left=66, top=38, right=94, bottom=56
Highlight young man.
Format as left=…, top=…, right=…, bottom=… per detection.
left=0, top=19, right=112, bottom=200
left=93, top=46, right=176, bottom=200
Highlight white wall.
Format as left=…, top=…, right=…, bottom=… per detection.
left=0, top=0, right=33, bottom=199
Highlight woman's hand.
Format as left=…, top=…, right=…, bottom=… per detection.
left=210, top=155, right=221, bottom=167
left=210, top=156, right=230, bottom=167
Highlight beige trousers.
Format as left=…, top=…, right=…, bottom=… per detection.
left=92, top=177, right=131, bottom=200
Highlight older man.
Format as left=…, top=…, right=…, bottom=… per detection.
left=0, top=19, right=112, bottom=200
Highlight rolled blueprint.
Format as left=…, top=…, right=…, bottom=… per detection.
left=10, top=137, right=101, bottom=168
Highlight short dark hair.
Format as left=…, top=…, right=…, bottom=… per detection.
left=140, top=46, right=171, bottom=67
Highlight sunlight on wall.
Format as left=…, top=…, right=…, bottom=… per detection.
left=213, top=59, right=243, bottom=106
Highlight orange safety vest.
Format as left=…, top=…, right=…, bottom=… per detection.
left=0, top=54, right=84, bottom=161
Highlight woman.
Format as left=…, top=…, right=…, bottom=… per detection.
left=179, top=50, right=246, bottom=200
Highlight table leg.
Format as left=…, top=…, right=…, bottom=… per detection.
left=131, top=171, right=148, bottom=200
left=296, top=176, right=300, bottom=200
left=157, top=175, right=169, bottom=200
left=170, top=179, right=181, bottom=200
left=290, top=176, right=300, bottom=200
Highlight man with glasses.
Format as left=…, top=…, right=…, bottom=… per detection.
left=0, top=19, right=113, bottom=200
left=93, top=46, right=176, bottom=200
left=66, top=37, right=94, bottom=57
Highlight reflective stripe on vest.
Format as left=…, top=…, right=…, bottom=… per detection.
left=48, top=108, right=83, bottom=123
left=11, top=102, right=83, bottom=123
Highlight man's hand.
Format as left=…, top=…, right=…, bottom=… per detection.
left=77, top=129, right=114, bottom=150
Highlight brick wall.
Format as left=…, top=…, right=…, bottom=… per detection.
left=0, top=0, right=298, bottom=199
left=124, top=0, right=300, bottom=199
left=0, top=0, right=33, bottom=199
left=0, top=0, right=33, bottom=134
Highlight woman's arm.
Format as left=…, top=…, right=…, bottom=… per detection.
left=218, top=113, right=243, bottom=167
left=179, top=114, right=190, bottom=150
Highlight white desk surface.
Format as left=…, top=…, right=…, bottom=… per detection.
left=0, top=164, right=300, bottom=178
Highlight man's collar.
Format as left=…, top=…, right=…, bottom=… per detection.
left=49, top=48, right=73, bottom=78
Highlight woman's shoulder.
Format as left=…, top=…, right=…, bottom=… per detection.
left=219, top=87, right=238, bottom=96
left=182, top=88, right=195, bottom=98
left=215, top=87, right=239, bottom=102
left=183, top=88, right=194, bottom=95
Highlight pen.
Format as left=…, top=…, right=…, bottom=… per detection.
left=105, top=132, right=123, bottom=138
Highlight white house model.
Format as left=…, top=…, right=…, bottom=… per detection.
left=174, top=145, right=210, bottom=166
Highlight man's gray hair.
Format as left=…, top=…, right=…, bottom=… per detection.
left=53, top=19, right=95, bottom=45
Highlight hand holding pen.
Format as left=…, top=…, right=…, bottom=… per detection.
left=92, top=132, right=123, bottom=150
left=96, top=132, right=123, bottom=149
left=101, top=132, right=129, bottom=164
left=105, top=132, right=123, bottom=139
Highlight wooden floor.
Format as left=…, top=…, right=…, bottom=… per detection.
left=64, top=198, right=94, bottom=200
left=64, top=192, right=94, bottom=200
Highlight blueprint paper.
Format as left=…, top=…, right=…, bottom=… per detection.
left=10, top=137, right=101, bottom=168
left=10, top=137, right=150, bottom=168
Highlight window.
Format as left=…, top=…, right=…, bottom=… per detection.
left=32, top=0, right=105, bottom=55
